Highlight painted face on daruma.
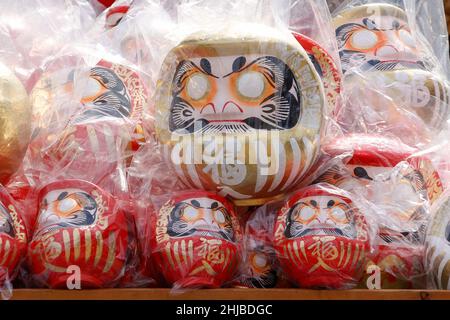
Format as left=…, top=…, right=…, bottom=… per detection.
left=167, top=197, right=235, bottom=242
left=170, top=54, right=301, bottom=134
left=0, top=203, right=14, bottom=238
left=78, top=66, right=131, bottom=122
left=36, top=188, right=98, bottom=235
left=284, top=195, right=357, bottom=239
left=334, top=4, right=420, bottom=72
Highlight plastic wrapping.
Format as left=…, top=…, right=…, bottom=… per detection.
left=0, top=0, right=448, bottom=296
left=315, top=134, right=443, bottom=288
left=426, top=189, right=450, bottom=290
left=332, top=0, right=450, bottom=147
left=273, top=183, right=376, bottom=289
left=148, top=190, right=243, bottom=289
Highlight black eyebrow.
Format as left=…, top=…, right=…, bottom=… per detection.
left=183, top=60, right=219, bottom=79
left=223, top=57, right=276, bottom=86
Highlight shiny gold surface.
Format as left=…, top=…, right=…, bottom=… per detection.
left=0, top=63, right=31, bottom=183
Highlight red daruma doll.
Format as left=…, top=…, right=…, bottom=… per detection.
left=28, top=180, right=129, bottom=288
left=150, top=191, right=242, bottom=288
left=273, top=185, right=370, bottom=289
left=316, top=134, right=443, bottom=288
left=0, top=189, right=27, bottom=284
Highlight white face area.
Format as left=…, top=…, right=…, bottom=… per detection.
left=285, top=195, right=357, bottom=239
left=167, top=197, right=235, bottom=242
left=336, top=15, right=419, bottom=72
left=35, top=188, right=98, bottom=236
left=169, top=54, right=302, bottom=134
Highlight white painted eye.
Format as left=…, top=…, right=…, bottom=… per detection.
left=106, top=13, right=125, bottom=28
left=183, top=206, right=199, bottom=221
left=351, top=30, right=379, bottom=50
left=83, top=77, right=102, bottom=99
left=237, top=71, right=265, bottom=99
left=58, top=198, right=78, bottom=213
left=214, top=210, right=226, bottom=224
left=253, top=253, right=268, bottom=268
left=298, top=206, right=315, bottom=222
left=186, top=73, right=209, bottom=100
left=331, top=207, right=346, bottom=221
left=399, top=29, right=415, bottom=47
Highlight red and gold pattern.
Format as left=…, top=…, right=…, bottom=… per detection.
left=0, top=189, right=27, bottom=283
left=317, top=134, right=443, bottom=288
left=28, top=180, right=129, bottom=288
left=150, top=191, right=242, bottom=288
left=273, top=185, right=370, bottom=289
left=292, top=32, right=341, bottom=115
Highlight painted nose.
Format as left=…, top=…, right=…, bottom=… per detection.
left=222, top=101, right=243, bottom=114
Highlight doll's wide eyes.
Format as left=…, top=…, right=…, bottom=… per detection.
left=83, top=77, right=105, bottom=99
left=58, top=198, right=78, bottom=213
left=182, top=206, right=200, bottom=221
left=186, top=73, right=209, bottom=101
left=398, top=29, right=415, bottom=47
left=252, top=253, right=269, bottom=270
left=297, top=205, right=315, bottom=222
left=351, top=29, right=379, bottom=50
left=237, top=71, right=265, bottom=99
left=214, top=210, right=226, bottom=224
left=330, top=206, right=348, bottom=224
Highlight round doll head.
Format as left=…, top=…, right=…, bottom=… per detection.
left=317, top=134, right=443, bottom=239
left=273, top=185, right=370, bottom=289
left=28, top=179, right=129, bottom=288
left=0, top=190, right=27, bottom=283
left=333, top=4, right=421, bottom=74
left=154, top=24, right=325, bottom=206
left=150, top=190, right=242, bottom=288
left=426, top=193, right=450, bottom=289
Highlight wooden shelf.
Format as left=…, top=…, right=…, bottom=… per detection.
left=7, top=288, right=450, bottom=300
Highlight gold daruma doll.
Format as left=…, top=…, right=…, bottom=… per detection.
left=154, top=24, right=325, bottom=206
left=0, top=63, right=31, bottom=183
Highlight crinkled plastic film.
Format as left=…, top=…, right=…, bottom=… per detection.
left=0, top=0, right=448, bottom=298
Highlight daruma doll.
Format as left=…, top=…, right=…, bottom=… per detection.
left=426, top=192, right=450, bottom=289
left=273, top=185, right=370, bottom=289
left=28, top=180, right=129, bottom=288
left=154, top=24, right=325, bottom=206
left=333, top=3, right=450, bottom=130
left=30, top=59, right=147, bottom=170
left=0, top=189, right=27, bottom=284
left=317, top=134, right=443, bottom=288
left=150, top=190, right=242, bottom=288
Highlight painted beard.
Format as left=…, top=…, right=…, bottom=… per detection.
left=284, top=197, right=357, bottom=239
left=37, top=190, right=98, bottom=235
left=76, top=66, right=131, bottom=123
left=0, top=204, right=14, bottom=238
left=169, top=55, right=302, bottom=134
left=167, top=198, right=235, bottom=242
